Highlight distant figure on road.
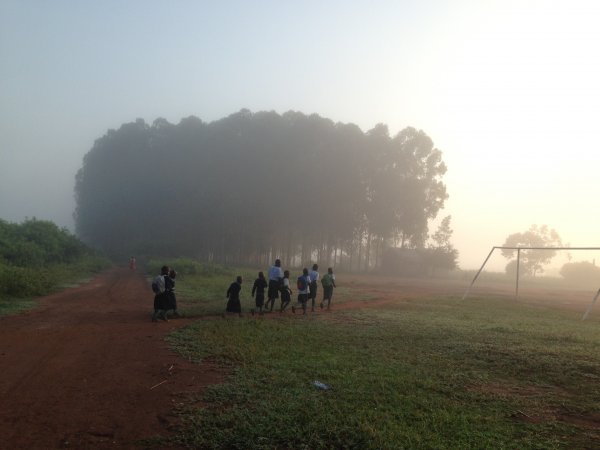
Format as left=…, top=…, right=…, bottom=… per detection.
left=320, top=267, right=337, bottom=310
left=225, top=275, right=243, bottom=317
left=129, top=256, right=136, bottom=270
left=265, top=259, right=284, bottom=312
left=251, top=271, right=268, bottom=315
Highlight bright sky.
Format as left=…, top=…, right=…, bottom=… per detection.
left=1, top=0, right=599, bottom=270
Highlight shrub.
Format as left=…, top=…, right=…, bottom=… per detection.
left=560, top=261, right=600, bottom=287
left=0, top=218, right=89, bottom=267
left=146, top=258, right=233, bottom=278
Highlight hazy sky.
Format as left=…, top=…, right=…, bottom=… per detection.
left=2, top=0, right=599, bottom=270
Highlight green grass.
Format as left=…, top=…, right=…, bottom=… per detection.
left=0, top=297, right=37, bottom=316
left=163, top=275, right=600, bottom=449
left=0, top=255, right=111, bottom=317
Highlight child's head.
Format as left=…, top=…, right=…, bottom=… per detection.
left=169, top=269, right=177, bottom=279
left=258, top=271, right=264, bottom=279
left=312, top=263, right=318, bottom=270
left=161, top=265, right=169, bottom=275
left=284, top=270, right=290, bottom=278
left=328, top=267, right=333, bottom=274
left=236, top=275, right=243, bottom=284
left=302, top=267, right=309, bottom=275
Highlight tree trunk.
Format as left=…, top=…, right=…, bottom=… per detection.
left=365, top=232, right=372, bottom=272
left=356, top=238, right=361, bottom=273
left=334, top=244, right=339, bottom=268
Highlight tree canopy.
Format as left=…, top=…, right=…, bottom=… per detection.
left=501, top=225, right=563, bottom=276
left=74, top=110, right=449, bottom=270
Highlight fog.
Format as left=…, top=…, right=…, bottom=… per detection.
left=2, top=1, right=600, bottom=271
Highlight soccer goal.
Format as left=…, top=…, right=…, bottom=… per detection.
left=462, top=246, right=600, bottom=320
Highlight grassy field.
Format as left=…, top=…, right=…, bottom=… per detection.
left=160, top=267, right=600, bottom=449
left=0, top=297, right=37, bottom=316
left=0, top=256, right=110, bottom=317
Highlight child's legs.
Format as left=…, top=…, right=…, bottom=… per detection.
left=301, top=294, right=308, bottom=313
left=324, top=287, right=333, bottom=308
left=310, top=283, right=317, bottom=310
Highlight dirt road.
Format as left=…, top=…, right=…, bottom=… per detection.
left=0, top=267, right=220, bottom=450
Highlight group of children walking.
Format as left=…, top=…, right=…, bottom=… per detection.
left=225, top=259, right=337, bottom=316
left=151, top=260, right=337, bottom=320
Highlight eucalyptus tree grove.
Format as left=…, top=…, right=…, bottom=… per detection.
left=74, top=110, right=449, bottom=270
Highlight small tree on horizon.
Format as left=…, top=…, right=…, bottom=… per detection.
left=426, top=215, right=458, bottom=272
left=501, top=224, right=563, bottom=276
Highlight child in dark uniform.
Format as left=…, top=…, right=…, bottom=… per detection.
left=225, top=275, right=243, bottom=317
left=292, top=268, right=311, bottom=315
left=165, top=269, right=180, bottom=318
left=152, top=265, right=170, bottom=322
left=320, top=267, right=337, bottom=310
left=251, top=271, right=268, bottom=315
left=279, top=270, right=292, bottom=312
left=309, top=264, right=319, bottom=312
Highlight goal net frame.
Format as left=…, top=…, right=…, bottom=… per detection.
left=462, top=246, right=600, bottom=320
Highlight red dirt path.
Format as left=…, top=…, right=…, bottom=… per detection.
left=0, top=267, right=222, bottom=450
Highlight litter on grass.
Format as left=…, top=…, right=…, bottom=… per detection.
left=312, top=380, right=331, bottom=390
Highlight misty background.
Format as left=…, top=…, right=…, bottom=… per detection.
left=2, top=1, right=600, bottom=271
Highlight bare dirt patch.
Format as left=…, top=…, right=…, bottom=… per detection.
left=0, top=267, right=223, bottom=449
left=557, top=410, right=600, bottom=429
left=474, top=381, right=567, bottom=399
left=510, top=408, right=600, bottom=432
left=470, top=382, right=600, bottom=430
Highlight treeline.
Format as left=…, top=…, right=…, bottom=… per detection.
left=0, top=219, right=109, bottom=298
left=75, top=110, right=453, bottom=271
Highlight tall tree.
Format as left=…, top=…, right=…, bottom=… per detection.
left=74, top=110, right=449, bottom=270
left=426, top=215, right=459, bottom=273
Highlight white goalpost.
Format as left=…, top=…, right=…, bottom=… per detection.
left=462, top=246, right=600, bottom=320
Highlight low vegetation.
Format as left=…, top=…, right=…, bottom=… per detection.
left=0, top=218, right=110, bottom=315
left=162, top=269, right=600, bottom=449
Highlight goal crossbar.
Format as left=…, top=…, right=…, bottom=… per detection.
left=463, top=246, right=600, bottom=320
